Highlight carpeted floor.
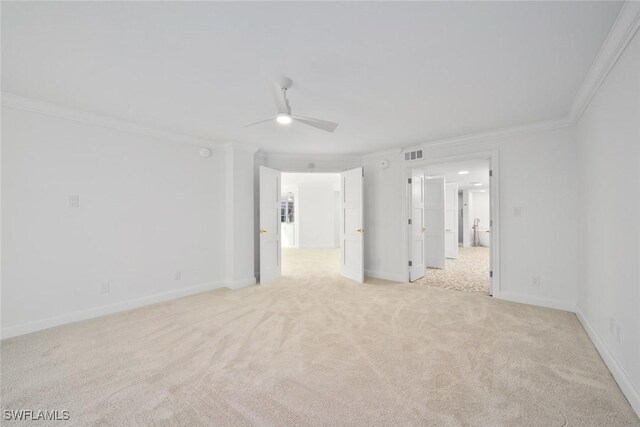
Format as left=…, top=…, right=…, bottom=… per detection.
left=1, top=248, right=638, bottom=426
left=415, top=246, right=490, bottom=295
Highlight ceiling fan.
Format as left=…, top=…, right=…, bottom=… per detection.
left=245, top=78, right=338, bottom=133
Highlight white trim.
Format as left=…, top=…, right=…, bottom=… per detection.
left=569, top=1, right=640, bottom=123
left=1, top=281, right=225, bottom=340
left=1, top=92, right=221, bottom=148
left=365, top=269, right=405, bottom=283
left=224, top=140, right=260, bottom=154
left=497, top=292, right=575, bottom=313
left=225, top=277, right=257, bottom=290
left=265, top=152, right=361, bottom=162
left=421, top=119, right=572, bottom=149
left=576, top=306, right=640, bottom=417
left=400, top=150, right=501, bottom=298
left=361, top=147, right=403, bottom=159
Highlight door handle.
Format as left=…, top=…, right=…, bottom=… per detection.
left=446, top=229, right=451, bottom=232
left=422, top=227, right=426, bottom=232
left=260, top=228, right=268, bottom=234
left=356, top=228, right=363, bottom=233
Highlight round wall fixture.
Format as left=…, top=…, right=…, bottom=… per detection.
left=380, top=159, right=389, bottom=169
left=199, top=147, right=212, bottom=158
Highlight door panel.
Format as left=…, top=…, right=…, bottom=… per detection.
left=259, top=166, right=281, bottom=284
left=424, top=177, right=445, bottom=269
left=409, top=170, right=425, bottom=281
left=341, top=167, right=364, bottom=283
left=445, top=183, right=459, bottom=259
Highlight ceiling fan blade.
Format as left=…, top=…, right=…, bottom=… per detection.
left=244, top=117, right=274, bottom=128
left=292, top=115, right=339, bottom=133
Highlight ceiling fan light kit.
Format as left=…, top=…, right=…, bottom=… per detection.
left=246, top=77, right=338, bottom=133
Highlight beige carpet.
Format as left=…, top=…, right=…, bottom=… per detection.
left=416, top=246, right=490, bottom=295
left=1, top=248, right=638, bottom=426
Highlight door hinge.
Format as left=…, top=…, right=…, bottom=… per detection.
left=489, top=170, right=493, bottom=177
left=490, top=271, right=493, bottom=278
left=408, top=178, right=412, bottom=184
left=408, top=261, right=413, bottom=267
left=408, top=218, right=412, bottom=225
left=362, top=168, right=365, bottom=177
left=490, top=220, right=493, bottom=227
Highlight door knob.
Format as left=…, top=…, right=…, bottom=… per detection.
left=356, top=228, right=363, bottom=233
left=422, top=227, right=426, bottom=232
left=260, top=228, right=268, bottom=234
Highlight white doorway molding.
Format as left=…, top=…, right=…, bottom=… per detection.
left=401, top=150, right=500, bottom=297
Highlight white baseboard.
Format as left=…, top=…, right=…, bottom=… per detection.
left=365, top=269, right=405, bottom=283
left=225, top=277, right=256, bottom=290
left=497, top=292, right=575, bottom=312
left=576, top=306, right=640, bottom=417
left=1, top=281, right=225, bottom=340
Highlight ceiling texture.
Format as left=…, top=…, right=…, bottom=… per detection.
left=1, top=1, right=623, bottom=154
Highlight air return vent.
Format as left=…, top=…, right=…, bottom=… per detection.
left=403, top=148, right=423, bottom=161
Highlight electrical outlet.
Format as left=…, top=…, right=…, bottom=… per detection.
left=174, top=271, right=181, bottom=280
left=531, top=276, right=541, bottom=287
left=68, top=195, right=80, bottom=208
left=101, top=281, right=110, bottom=294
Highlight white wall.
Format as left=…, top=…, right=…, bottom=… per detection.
left=363, top=127, right=578, bottom=309
left=470, top=191, right=490, bottom=232
left=1, top=106, right=227, bottom=337
left=575, top=29, right=640, bottom=414
left=281, top=174, right=340, bottom=249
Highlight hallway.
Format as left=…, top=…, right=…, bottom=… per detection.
left=415, top=246, right=490, bottom=295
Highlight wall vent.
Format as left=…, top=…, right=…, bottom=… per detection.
left=403, top=148, right=423, bottom=161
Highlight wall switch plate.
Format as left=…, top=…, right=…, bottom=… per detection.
left=68, top=195, right=80, bottom=208
left=513, top=206, right=522, bottom=216
left=101, top=281, right=110, bottom=294
left=174, top=271, right=182, bottom=280
left=531, top=276, right=541, bottom=287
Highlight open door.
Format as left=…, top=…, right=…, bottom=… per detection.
left=445, top=183, right=459, bottom=259
left=424, top=177, right=445, bottom=269
left=340, top=167, right=364, bottom=283
left=259, top=166, right=281, bottom=284
left=409, top=169, right=425, bottom=281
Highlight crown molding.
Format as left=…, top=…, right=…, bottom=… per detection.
left=361, top=147, right=403, bottom=159
left=1, top=92, right=221, bottom=148
left=264, top=152, right=361, bottom=161
left=420, top=117, right=573, bottom=150
left=569, top=1, right=640, bottom=124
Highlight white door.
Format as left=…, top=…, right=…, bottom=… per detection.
left=340, top=167, right=364, bottom=283
left=259, top=166, right=281, bottom=284
left=424, top=177, right=445, bottom=269
left=409, top=170, right=425, bottom=281
left=445, top=183, right=459, bottom=259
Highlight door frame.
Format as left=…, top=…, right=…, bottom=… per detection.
left=401, top=150, right=500, bottom=297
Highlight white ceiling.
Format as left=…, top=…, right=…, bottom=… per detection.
left=2, top=1, right=622, bottom=154
left=424, top=159, right=490, bottom=191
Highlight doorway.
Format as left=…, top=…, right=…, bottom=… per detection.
left=258, top=166, right=364, bottom=284
left=280, top=172, right=341, bottom=276
left=404, top=152, right=499, bottom=296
